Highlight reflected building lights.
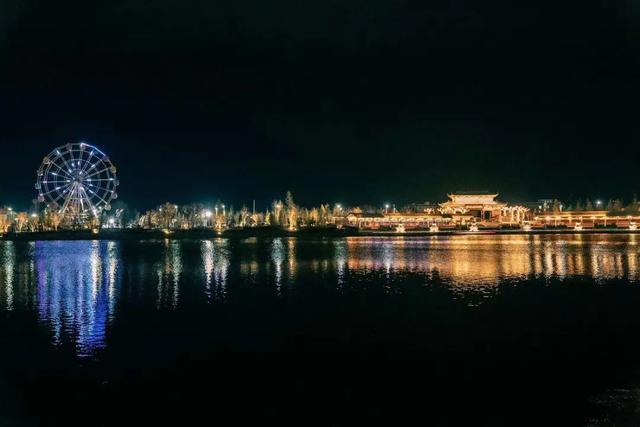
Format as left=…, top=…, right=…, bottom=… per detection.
left=334, top=240, right=347, bottom=288
left=271, top=238, right=285, bottom=293
left=343, top=235, right=640, bottom=289
left=203, top=240, right=214, bottom=295
left=156, top=240, right=182, bottom=310
left=287, top=238, right=297, bottom=284
left=201, top=239, right=230, bottom=302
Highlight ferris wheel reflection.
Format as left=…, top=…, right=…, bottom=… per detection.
left=34, top=241, right=120, bottom=357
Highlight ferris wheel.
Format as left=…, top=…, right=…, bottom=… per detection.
left=35, top=142, right=119, bottom=224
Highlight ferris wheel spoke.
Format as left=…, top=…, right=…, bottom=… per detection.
left=41, top=191, right=66, bottom=209
left=80, top=151, right=97, bottom=174
left=48, top=162, right=73, bottom=179
left=58, top=182, right=77, bottom=216
left=41, top=179, right=71, bottom=189
left=80, top=187, right=98, bottom=216
left=78, top=191, right=87, bottom=214
left=85, top=162, right=110, bottom=176
left=43, top=172, right=71, bottom=182
left=40, top=182, right=72, bottom=198
left=75, top=186, right=87, bottom=218
left=41, top=188, right=63, bottom=201
left=57, top=157, right=77, bottom=178
left=83, top=187, right=103, bottom=218
left=87, top=188, right=111, bottom=207
left=56, top=151, right=75, bottom=172
left=85, top=183, right=111, bottom=197
left=84, top=167, right=111, bottom=179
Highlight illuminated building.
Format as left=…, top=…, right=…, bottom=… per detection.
left=532, top=210, right=640, bottom=229
left=345, top=192, right=530, bottom=230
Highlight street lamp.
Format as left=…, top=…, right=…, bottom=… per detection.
left=385, top=204, right=390, bottom=213
left=204, top=209, right=212, bottom=227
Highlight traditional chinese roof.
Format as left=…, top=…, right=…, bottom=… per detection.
left=441, top=191, right=506, bottom=208
left=451, top=190, right=496, bottom=195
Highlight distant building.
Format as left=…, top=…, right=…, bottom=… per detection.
left=344, top=191, right=530, bottom=230
left=531, top=210, right=639, bottom=228
left=440, top=191, right=507, bottom=222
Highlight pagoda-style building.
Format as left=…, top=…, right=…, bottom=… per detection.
left=439, top=191, right=506, bottom=223
left=439, top=191, right=529, bottom=225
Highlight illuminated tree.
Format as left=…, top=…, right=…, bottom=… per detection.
left=285, top=191, right=298, bottom=230
left=298, top=207, right=309, bottom=226
left=0, top=212, right=10, bottom=233
left=251, top=210, right=261, bottom=227
left=271, top=200, right=283, bottom=226
left=109, top=200, right=135, bottom=228
left=180, top=203, right=204, bottom=229
left=309, top=207, right=319, bottom=225
left=159, top=203, right=178, bottom=229
left=27, top=214, right=40, bottom=232
left=319, top=204, right=331, bottom=225
left=46, top=211, right=62, bottom=231
left=238, top=206, right=250, bottom=227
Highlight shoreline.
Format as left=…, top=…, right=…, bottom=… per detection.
left=1, top=227, right=640, bottom=241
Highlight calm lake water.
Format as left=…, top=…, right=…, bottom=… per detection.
left=2, top=234, right=640, bottom=425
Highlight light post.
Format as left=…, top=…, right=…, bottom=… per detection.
left=385, top=204, right=390, bottom=214
left=334, top=204, right=343, bottom=226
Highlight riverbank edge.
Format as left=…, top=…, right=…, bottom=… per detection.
left=1, top=227, right=640, bottom=241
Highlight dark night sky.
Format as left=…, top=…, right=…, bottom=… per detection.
left=1, top=0, right=638, bottom=210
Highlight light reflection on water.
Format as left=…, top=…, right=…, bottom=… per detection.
left=156, top=239, right=182, bottom=310
left=33, top=241, right=119, bottom=357
left=201, top=238, right=229, bottom=302
left=0, top=234, right=639, bottom=356
left=344, top=234, right=640, bottom=285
